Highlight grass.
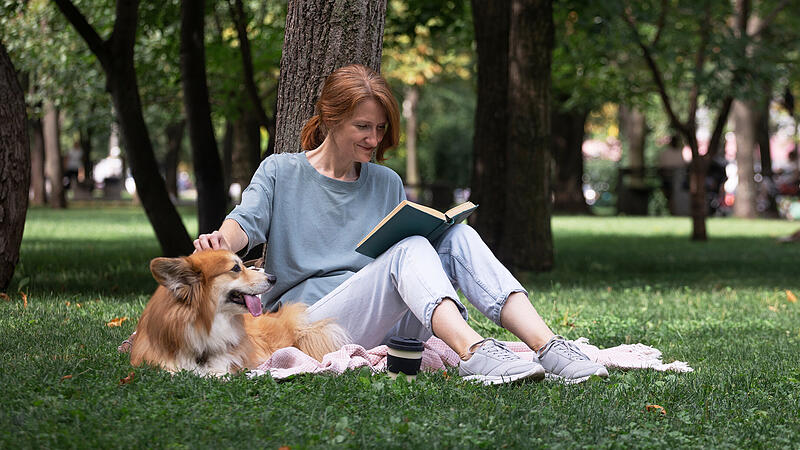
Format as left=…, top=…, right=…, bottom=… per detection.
left=2, top=205, right=800, bottom=448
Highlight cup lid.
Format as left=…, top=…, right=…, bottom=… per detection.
left=387, top=336, right=424, bottom=352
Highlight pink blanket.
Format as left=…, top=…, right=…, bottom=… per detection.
left=248, top=337, right=693, bottom=380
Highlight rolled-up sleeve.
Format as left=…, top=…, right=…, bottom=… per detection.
left=226, top=156, right=276, bottom=254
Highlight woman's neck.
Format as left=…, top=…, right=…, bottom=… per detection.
left=305, top=139, right=360, bottom=181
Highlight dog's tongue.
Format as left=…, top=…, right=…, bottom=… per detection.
left=244, top=294, right=263, bottom=317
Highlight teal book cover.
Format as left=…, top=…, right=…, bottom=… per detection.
left=355, top=201, right=477, bottom=258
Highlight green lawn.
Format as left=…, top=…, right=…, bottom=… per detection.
left=2, top=206, right=799, bottom=448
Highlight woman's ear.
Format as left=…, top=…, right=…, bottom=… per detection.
left=150, top=257, right=201, bottom=302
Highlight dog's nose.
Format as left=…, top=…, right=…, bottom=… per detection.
left=266, top=274, right=277, bottom=283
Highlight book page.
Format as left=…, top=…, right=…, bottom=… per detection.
left=407, top=202, right=446, bottom=220
left=445, top=201, right=476, bottom=219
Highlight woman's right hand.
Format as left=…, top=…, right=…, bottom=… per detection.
left=193, top=231, right=231, bottom=253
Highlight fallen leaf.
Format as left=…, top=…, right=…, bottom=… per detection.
left=66, top=301, right=71, bottom=306
left=787, top=290, right=797, bottom=303
left=645, top=404, right=667, bottom=416
left=0, top=293, right=10, bottom=301
left=61, top=375, right=73, bottom=381
left=21, top=292, right=27, bottom=308
left=119, top=371, right=135, bottom=386
left=106, top=317, right=129, bottom=327
left=768, top=305, right=778, bottom=312
left=278, top=446, right=290, bottom=450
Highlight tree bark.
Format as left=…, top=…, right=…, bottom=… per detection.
left=231, top=105, right=261, bottom=190
left=619, top=105, right=647, bottom=187
left=274, top=0, right=386, bottom=154
left=78, top=127, right=94, bottom=192
left=164, top=121, right=185, bottom=200
left=29, top=118, right=46, bottom=206
left=503, top=0, right=554, bottom=272
left=227, top=0, right=276, bottom=137
left=42, top=100, right=67, bottom=209
left=53, top=0, right=193, bottom=256
left=0, top=42, right=30, bottom=291
left=180, top=0, right=228, bottom=234
left=403, top=84, right=420, bottom=200
left=733, top=99, right=758, bottom=217
left=551, top=106, right=589, bottom=214
left=756, top=97, right=778, bottom=218
left=469, top=0, right=510, bottom=254
left=617, top=105, right=649, bottom=215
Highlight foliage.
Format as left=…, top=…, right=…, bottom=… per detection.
left=3, top=207, right=800, bottom=447
left=384, top=78, right=475, bottom=188
left=382, top=0, right=475, bottom=189
left=2, top=0, right=112, bottom=154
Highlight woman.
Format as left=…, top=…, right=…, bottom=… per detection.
left=195, top=64, right=607, bottom=384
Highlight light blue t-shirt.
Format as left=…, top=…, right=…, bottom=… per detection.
left=226, top=152, right=406, bottom=309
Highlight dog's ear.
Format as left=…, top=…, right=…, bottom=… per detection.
left=150, top=257, right=201, bottom=302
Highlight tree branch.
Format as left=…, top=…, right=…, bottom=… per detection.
left=227, top=0, right=273, bottom=131
left=651, top=0, right=668, bottom=47
left=749, top=0, right=791, bottom=38
left=621, top=5, right=688, bottom=137
left=108, top=0, right=140, bottom=61
left=705, top=96, right=734, bottom=161
left=687, top=5, right=711, bottom=128
left=51, top=0, right=110, bottom=69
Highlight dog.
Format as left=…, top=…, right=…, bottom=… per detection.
left=130, top=249, right=349, bottom=376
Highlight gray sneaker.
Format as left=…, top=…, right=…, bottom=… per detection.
left=537, top=335, right=609, bottom=383
left=458, top=338, right=545, bottom=385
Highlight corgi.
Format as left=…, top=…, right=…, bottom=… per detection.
left=130, top=249, right=349, bottom=376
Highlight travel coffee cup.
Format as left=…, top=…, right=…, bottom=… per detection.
left=386, top=336, right=424, bottom=380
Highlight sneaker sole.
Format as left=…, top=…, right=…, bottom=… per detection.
left=462, top=366, right=546, bottom=385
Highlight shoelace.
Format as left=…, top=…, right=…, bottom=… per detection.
left=545, top=337, right=589, bottom=361
left=469, top=338, right=518, bottom=361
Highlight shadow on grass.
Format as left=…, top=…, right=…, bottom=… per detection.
left=522, top=234, right=796, bottom=291
left=17, top=233, right=795, bottom=300
left=16, top=238, right=161, bottom=299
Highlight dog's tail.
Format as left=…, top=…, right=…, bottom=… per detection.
left=295, top=319, right=350, bottom=361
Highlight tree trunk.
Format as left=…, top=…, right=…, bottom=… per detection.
left=617, top=105, right=649, bottom=215
left=619, top=105, right=647, bottom=187
left=503, top=0, right=554, bottom=272
left=733, top=99, right=758, bottom=218
left=29, top=118, right=46, bottom=206
left=228, top=0, right=275, bottom=135
left=181, top=0, right=228, bottom=234
left=551, top=105, right=589, bottom=214
left=756, top=97, right=778, bottom=218
left=403, top=84, right=420, bottom=201
left=53, top=0, right=193, bottom=256
left=222, top=120, right=234, bottom=194
left=43, top=100, right=67, bottom=209
left=688, top=156, right=708, bottom=240
left=0, top=42, right=30, bottom=291
left=164, top=121, right=185, bottom=200
left=231, top=105, right=261, bottom=189
left=469, top=0, right=509, bottom=253
left=78, top=127, right=94, bottom=192
left=274, top=0, right=386, bottom=154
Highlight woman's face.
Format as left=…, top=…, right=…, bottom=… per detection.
left=329, top=98, right=387, bottom=164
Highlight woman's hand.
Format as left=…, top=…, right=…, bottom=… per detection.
left=193, top=231, right=231, bottom=252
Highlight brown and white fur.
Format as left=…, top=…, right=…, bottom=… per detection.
left=130, top=249, right=349, bottom=376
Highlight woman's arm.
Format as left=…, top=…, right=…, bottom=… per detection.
left=193, top=219, right=249, bottom=253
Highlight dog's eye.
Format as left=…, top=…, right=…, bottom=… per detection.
left=231, top=264, right=241, bottom=273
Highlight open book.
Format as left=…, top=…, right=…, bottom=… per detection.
left=355, top=200, right=478, bottom=258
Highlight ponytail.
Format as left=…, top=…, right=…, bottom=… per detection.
left=300, top=115, right=326, bottom=150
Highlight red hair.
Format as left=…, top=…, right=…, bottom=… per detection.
left=300, top=64, right=400, bottom=162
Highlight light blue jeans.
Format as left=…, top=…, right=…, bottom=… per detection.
left=305, top=224, right=527, bottom=349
